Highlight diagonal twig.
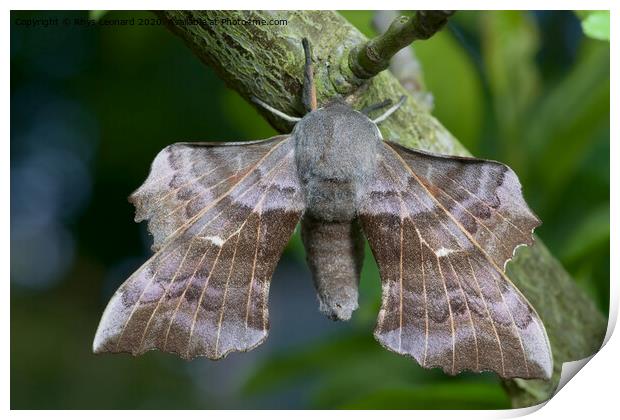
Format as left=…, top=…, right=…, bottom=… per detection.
left=350, top=11, right=454, bottom=80
left=372, top=10, right=434, bottom=110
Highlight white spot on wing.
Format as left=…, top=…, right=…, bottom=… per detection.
left=436, top=247, right=455, bottom=257
left=204, top=236, right=225, bottom=247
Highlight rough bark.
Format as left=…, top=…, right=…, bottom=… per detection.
left=154, top=10, right=607, bottom=408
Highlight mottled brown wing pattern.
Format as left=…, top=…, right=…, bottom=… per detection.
left=359, top=143, right=552, bottom=379
left=130, top=135, right=290, bottom=251
left=93, top=136, right=304, bottom=360
left=386, top=141, right=540, bottom=269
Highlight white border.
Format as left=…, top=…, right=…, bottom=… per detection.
left=3, top=1, right=618, bottom=11
left=5, top=2, right=616, bottom=418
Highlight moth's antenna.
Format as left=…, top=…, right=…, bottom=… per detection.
left=302, top=38, right=318, bottom=112
left=251, top=96, right=301, bottom=123
left=372, top=95, right=407, bottom=124
left=360, top=99, right=392, bottom=116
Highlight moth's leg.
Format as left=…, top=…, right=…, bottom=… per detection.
left=251, top=96, right=301, bottom=123
left=302, top=38, right=317, bottom=112
left=372, top=95, right=407, bottom=124
left=360, top=99, right=393, bottom=116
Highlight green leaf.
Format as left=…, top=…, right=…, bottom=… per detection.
left=340, top=382, right=510, bottom=409
left=88, top=10, right=107, bottom=21
left=560, top=205, right=609, bottom=263
left=414, top=27, right=485, bottom=152
left=339, top=10, right=375, bottom=37
left=242, top=333, right=377, bottom=395
left=309, top=350, right=439, bottom=408
left=243, top=327, right=508, bottom=409
left=580, top=11, right=610, bottom=41
left=480, top=11, right=540, bottom=171
left=523, top=39, right=609, bottom=210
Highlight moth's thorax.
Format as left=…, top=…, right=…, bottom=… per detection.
left=293, top=99, right=382, bottom=221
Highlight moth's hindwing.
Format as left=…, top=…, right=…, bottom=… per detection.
left=93, top=135, right=304, bottom=360
left=359, top=141, right=552, bottom=379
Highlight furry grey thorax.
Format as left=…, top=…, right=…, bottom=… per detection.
left=293, top=98, right=383, bottom=222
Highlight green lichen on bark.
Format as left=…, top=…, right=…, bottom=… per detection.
left=155, top=10, right=607, bottom=408
left=156, top=10, right=466, bottom=155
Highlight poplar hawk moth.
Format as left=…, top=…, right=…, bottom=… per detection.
left=93, top=38, right=552, bottom=380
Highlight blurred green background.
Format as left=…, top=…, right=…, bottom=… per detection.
left=10, top=10, right=609, bottom=409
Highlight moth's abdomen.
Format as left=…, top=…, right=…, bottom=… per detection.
left=301, top=215, right=364, bottom=321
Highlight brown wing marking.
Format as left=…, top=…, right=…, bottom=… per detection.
left=93, top=137, right=304, bottom=360
left=358, top=142, right=552, bottom=379
left=130, top=135, right=290, bottom=251
left=387, top=141, right=541, bottom=269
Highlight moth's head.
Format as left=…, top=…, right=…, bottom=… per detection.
left=292, top=97, right=382, bottom=147
left=298, top=94, right=406, bottom=129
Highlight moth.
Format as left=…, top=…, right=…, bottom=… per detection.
left=94, top=38, right=553, bottom=379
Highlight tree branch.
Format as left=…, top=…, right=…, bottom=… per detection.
left=372, top=10, right=434, bottom=110
left=154, top=10, right=606, bottom=408
left=349, top=11, right=454, bottom=80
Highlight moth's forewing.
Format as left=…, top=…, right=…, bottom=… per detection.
left=130, top=136, right=289, bottom=250
left=358, top=141, right=552, bottom=379
left=93, top=136, right=305, bottom=360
